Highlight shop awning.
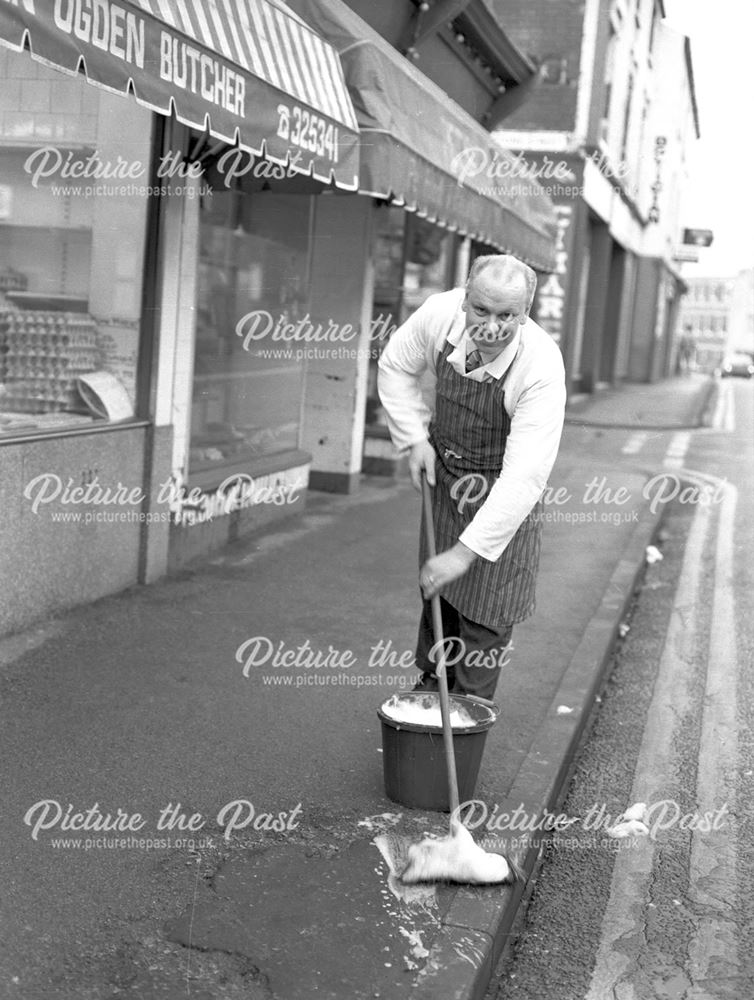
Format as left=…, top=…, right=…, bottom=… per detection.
left=287, top=0, right=557, bottom=270
left=0, top=0, right=360, bottom=190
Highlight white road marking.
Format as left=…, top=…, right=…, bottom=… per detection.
left=622, top=431, right=649, bottom=455
left=663, top=430, right=691, bottom=469
left=711, top=382, right=726, bottom=428
left=724, top=382, right=735, bottom=432
left=712, top=380, right=735, bottom=432
left=687, top=483, right=739, bottom=994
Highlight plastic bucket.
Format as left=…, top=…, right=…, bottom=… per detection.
left=377, top=692, right=499, bottom=811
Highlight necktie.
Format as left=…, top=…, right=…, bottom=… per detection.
left=465, top=349, right=484, bottom=373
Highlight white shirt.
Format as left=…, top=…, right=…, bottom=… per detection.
left=378, top=287, right=566, bottom=562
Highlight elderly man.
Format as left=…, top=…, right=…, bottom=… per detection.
left=378, top=254, right=566, bottom=699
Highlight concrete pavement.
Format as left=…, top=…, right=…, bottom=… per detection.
left=565, top=371, right=717, bottom=428
left=0, top=375, right=716, bottom=999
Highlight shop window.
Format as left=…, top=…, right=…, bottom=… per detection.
left=364, top=208, right=459, bottom=428
left=403, top=216, right=458, bottom=314
left=190, top=186, right=313, bottom=485
left=0, top=49, right=152, bottom=436
left=364, top=206, right=405, bottom=428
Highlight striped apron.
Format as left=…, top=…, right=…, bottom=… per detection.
left=421, top=339, right=544, bottom=627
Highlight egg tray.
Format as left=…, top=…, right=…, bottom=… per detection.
left=0, top=269, right=28, bottom=293
left=0, top=310, right=101, bottom=414
left=0, top=384, right=83, bottom=414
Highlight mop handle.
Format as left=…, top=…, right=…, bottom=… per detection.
left=421, top=472, right=461, bottom=826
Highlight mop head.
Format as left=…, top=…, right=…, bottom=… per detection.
left=399, top=822, right=516, bottom=886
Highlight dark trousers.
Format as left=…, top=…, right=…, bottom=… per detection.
left=415, top=597, right=513, bottom=700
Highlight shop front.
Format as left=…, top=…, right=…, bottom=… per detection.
left=287, top=0, right=559, bottom=486
left=515, top=153, right=586, bottom=392
left=0, top=0, right=360, bottom=631
left=162, top=130, right=332, bottom=569
left=627, top=260, right=686, bottom=383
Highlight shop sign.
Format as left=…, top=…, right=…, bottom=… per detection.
left=682, top=228, right=714, bottom=247
left=533, top=204, right=574, bottom=346
left=95, top=319, right=139, bottom=403
left=673, top=247, right=700, bottom=263
left=655, top=275, right=672, bottom=340
left=0, top=184, right=11, bottom=220
left=0, top=0, right=359, bottom=187
left=166, top=466, right=308, bottom=528
left=648, top=136, right=667, bottom=224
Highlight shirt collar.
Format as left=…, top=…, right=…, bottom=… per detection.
left=447, top=322, right=523, bottom=381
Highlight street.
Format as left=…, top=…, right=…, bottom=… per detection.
left=488, top=376, right=754, bottom=1000
left=1, top=0, right=752, bottom=997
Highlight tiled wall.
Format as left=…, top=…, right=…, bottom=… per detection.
left=0, top=47, right=99, bottom=145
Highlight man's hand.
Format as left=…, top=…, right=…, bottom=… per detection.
left=420, top=542, right=477, bottom=599
left=409, top=439, right=436, bottom=489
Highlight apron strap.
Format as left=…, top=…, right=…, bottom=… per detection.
left=434, top=311, right=460, bottom=369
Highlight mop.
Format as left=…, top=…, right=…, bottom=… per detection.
left=397, top=473, right=517, bottom=886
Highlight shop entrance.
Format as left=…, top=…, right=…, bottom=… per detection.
left=189, top=184, right=315, bottom=492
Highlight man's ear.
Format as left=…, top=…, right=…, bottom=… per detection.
left=461, top=293, right=469, bottom=315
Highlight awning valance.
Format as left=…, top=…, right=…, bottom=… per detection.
left=287, top=0, right=557, bottom=270
left=0, top=0, right=360, bottom=190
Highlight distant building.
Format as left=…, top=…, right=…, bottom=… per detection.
left=728, top=269, right=754, bottom=356
left=679, top=270, right=754, bottom=371
left=491, top=0, right=700, bottom=392
left=678, top=278, right=734, bottom=371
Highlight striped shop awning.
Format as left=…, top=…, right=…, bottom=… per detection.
left=0, top=0, right=360, bottom=190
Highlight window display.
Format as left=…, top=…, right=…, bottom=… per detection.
left=0, top=48, right=151, bottom=436
left=190, top=186, right=313, bottom=484
left=0, top=310, right=99, bottom=413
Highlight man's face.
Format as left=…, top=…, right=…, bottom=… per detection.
left=462, top=271, right=529, bottom=360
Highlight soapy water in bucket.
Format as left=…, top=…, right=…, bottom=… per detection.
left=380, top=694, right=477, bottom=729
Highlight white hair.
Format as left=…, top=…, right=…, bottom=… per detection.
left=467, top=254, right=537, bottom=310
